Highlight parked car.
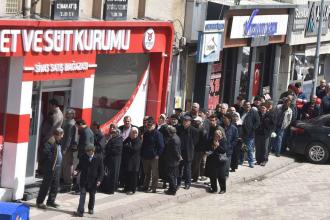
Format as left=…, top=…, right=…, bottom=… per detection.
left=288, top=114, right=330, bottom=164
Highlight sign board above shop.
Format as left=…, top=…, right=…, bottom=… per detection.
left=197, top=20, right=225, bottom=63
left=305, top=1, right=330, bottom=36
left=230, top=9, right=289, bottom=39
left=51, top=0, right=79, bottom=20
left=103, top=0, right=128, bottom=21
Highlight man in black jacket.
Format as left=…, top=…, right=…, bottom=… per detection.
left=36, top=128, right=64, bottom=209
left=241, top=101, right=260, bottom=168
left=191, top=116, right=207, bottom=182
left=140, top=117, right=164, bottom=193
left=76, top=120, right=95, bottom=159
left=163, top=126, right=182, bottom=195
left=177, top=115, right=199, bottom=190
left=73, top=145, right=104, bottom=217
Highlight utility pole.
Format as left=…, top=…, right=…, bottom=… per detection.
left=312, top=0, right=324, bottom=98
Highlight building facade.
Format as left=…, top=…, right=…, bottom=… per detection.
left=0, top=0, right=175, bottom=201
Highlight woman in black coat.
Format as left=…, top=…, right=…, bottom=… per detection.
left=205, top=129, right=228, bottom=194
left=122, top=127, right=142, bottom=194
left=102, top=128, right=123, bottom=194
left=232, top=112, right=243, bottom=171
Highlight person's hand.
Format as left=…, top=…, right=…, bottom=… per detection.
left=155, top=156, right=159, bottom=160
left=97, top=181, right=101, bottom=187
left=73, top=170, right=78, bottom=176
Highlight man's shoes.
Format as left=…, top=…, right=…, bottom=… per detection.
left=255, top=162, right=260, bottom=165
left=219, top=190, right=226, bottom=194
left=151, top=189, right=157, bottom=193
left=46, top=202, right=59, bottom=208
left=248, top=164, right=254, bottom=168
left=192, top=178, right=198, bottom=183
left=184, top=185, right=190, bottom=190
left=260, top=162, right=266, bottom=166
left=230, top=169, right=235, bottom=172
left=36, top=203, right=47, bottom=209
left=207, top=188, right=217, bottom=193
left=275, top=153, right=280, bottom=157
left=88, top=209, right=94, bottom=215
left=164, top=190, right=176, bottom=195
left=73, top=211, right=83, bottom=217
left=126, top=191, right=135, bottom=195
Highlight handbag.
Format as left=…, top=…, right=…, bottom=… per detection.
left=218, top=153, right=228, bottom=163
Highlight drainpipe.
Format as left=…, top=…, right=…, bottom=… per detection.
left=23, top=0, right=31, bottom=18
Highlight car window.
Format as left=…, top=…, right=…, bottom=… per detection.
left=324, top=119, right=330, bottom=127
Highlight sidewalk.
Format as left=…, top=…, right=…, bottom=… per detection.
left=27, top=154, right=296, bottom=220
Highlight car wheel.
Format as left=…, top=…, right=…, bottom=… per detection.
left=305, top=142, right=329, bottom=164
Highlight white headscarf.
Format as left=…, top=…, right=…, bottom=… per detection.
left=233, top=112, right=243, bottom=126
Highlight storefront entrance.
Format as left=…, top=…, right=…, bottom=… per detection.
left=26, top=81, right=71, bottom=184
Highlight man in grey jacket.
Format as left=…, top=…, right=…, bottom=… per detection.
left=41, top=99, right=64, bottom=143
left=273, top=97, right=292, bottom=157
left=61, top=108, right=77, bottom=192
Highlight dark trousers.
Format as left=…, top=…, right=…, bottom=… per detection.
left=177, top=160, right=192, bottom=186
left=36, top=166, right=61, bottom=204
left=107, top=156, right=121, bottom=193
left=124, top=171, right=138, bottom=193
left=138, top=161, right=145, bottom=187
left=192, top=152, right=204, bottom=180
left=231, top=142, right=241, bottom=170
left=225, top=156, right=232, bottom=177
left=210, top=177, right=226, bottom=192
left=166, top=166, right=178, bottom=192
left=255, top=134, right=270, bottom=163
left=77, top=187, right=96, bottom=213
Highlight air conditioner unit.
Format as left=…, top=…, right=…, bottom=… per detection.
left=184, top=0, right=208, bottom=43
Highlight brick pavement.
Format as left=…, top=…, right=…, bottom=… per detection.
left=131, top=162, right=330, bottom=220
left=28, top=154, right=295, bottom=220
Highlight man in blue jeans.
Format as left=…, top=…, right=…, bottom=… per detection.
left=274, top=97, right=293, bottom=157
left=241, top=101, right=260, bottom=168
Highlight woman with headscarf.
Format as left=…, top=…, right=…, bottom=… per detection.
left=102, top=125, right=123, bottom=194
left=122, top=127, right=142, bottom=195
left=205, top=129, right=228, bottom=194
left=231, top=112, right=243, bottom=172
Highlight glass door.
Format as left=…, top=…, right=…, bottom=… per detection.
left=26, top=89, right=42, bottom=184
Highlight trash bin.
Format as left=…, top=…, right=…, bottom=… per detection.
left=0, top=202, right=29, bottom=220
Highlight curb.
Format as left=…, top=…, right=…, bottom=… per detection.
left=110, top=157, right=297, bottom=220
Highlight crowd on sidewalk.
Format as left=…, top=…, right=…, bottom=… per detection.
left=34, top=79, right=330, bottom=217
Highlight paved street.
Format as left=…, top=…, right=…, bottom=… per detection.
left=132, top=162, right=330, bottom=220
left=28, top=154, right=297, bottom=220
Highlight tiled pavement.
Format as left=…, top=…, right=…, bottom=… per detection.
left=131, top=161, right=330, bottom=220
left=28, top=154, right=296, bottom=220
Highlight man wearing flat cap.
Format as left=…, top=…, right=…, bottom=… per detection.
left=36, top=128, right=64, bottom=209
left=177, top=115, right=199, bottom=190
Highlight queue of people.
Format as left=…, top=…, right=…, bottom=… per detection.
left=35, top=79, right=328, bottom=217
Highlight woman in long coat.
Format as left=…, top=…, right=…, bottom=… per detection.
left=102, top=127, right=123, bottom=194
left=122, top=127, right=142, bottom=195
left=205, top=129, right=228, bottom=194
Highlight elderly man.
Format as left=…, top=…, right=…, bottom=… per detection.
left=215, top=103, right=228, bottom=127
left=187, top=103, right=200, bottom=119
left=41, top=99, right=64, bottom=143
left=61, top=109, right=77, bottom=192
left=140, top=117, right=164, bottom=193
left=36, top=128, right=64, bottom=209
left=316, top=79, right=327, bottom=99
left=119, top=116, right=137, bottom=141
left=177, top=115, right=199, bottom=190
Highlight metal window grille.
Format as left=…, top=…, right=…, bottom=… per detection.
left=5, top=0, right=19, bottom=14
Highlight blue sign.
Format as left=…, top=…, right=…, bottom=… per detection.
left=243, top=9, right=278, bottom=37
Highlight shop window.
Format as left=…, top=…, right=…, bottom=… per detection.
left=92, top=54, right=149, bottom=125
left=292, top=54, right=325, bottom=82
left=239, top=47, right=250, bottom=99
left=5, top=0, right=20, bottom=14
